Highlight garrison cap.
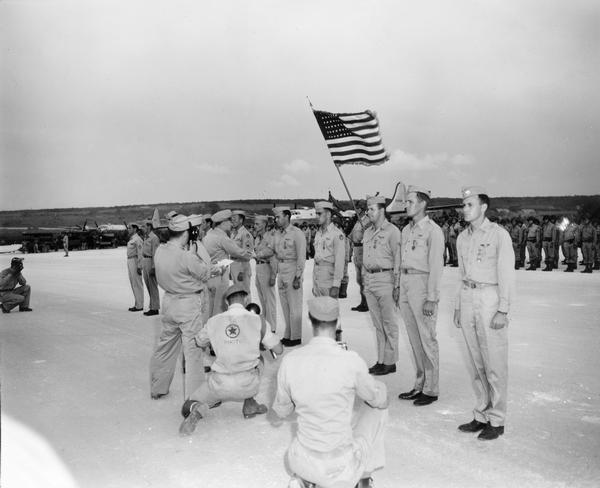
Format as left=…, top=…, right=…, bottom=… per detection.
left=273, top=206, right=291, bottom=217
left=11, top=257, right=24, bottom=266
left=407, top=185, right=431, bottom=198
left=212, top=209, right=233, bottom=223
left=232, top=210, right=246, bottom=217
left=314, top=201, right=334, bottom=212
left=366, top=195, right=386, bottom=206
left=461, top=186, right=488, bottom=199
left=187, top=214, right=204, bottom=227
left=254, top=215, right=269, bottom=223
left=165, top=210, right=179, bottom=220
left=168, top=214, right=191, bottom=231
left=129, top=222, right=140, bottom=228
left=224, top=283, right=249, bottom=301
left=307, top=296, right=339, bottom=322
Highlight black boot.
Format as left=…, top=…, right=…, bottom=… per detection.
left=338, top=282, right=348, bottom=299
left=564, top=264, right=574, bottom=272
left=352, top=293, right=369, bottom=312
left=582, top=265, right=592, bottom=274
left=594, top=262, right=600, bottom=270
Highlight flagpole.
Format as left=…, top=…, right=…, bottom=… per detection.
left=308, top=98, right=364, bottom=226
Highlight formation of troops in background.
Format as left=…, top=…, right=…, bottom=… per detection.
left=114, top=184, right=534, bottom=488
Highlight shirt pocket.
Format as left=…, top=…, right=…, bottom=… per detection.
left=477, top=240, right=497, bottom=269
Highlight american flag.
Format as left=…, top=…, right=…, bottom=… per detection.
left=313, top=109, right=389, bottom=166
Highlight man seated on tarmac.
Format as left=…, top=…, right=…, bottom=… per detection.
left=273, top=296, right=388, bottom=488
left=0, top=257, right=33, bottom=314
left=179, top=283, right=283, bottom=435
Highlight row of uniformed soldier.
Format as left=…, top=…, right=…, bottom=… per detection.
left=499, top=215, right=599, bottom=273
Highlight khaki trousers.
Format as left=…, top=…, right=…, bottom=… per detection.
left=353, top=248, right=364, bottom=291
left=127, top=258, right=143, bottom=309
left=399, top=274, right=439, bottom=396
left=312, top=263, right=334, bottom=297
left=230, top=261, right=252, bottom=299
left=142, top=258, right=160, bottom=310
left=278, top=262, right=303, bottom=341
left=255, top=263, right=277, bottom=332
left=459, top=285, right=508, bottom=427
left=582, top=242, right=594, bottom=265
left=189, top=368, right=261, bottom=410
left=363, top=270, right=399, bottom=365
left=542, top=242, right=555, bottom=265
left=287, top=403, right=387, bottom=488
left=207, top=273, right=230, bottom=318
left=0, top=285, right=31, bottom=312
left=149, top=293, right=205, bottom=397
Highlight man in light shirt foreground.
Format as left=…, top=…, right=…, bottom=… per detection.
left=454, top=186, right=515, bottom=441
left=273, top=296, right=388, bottom=488
left=179, top=283, right=283, bottom=435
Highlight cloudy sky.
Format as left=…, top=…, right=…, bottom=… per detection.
left=1, top=0, right=599, bottom=210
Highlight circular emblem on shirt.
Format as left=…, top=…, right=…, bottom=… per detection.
left=225, top=324, right=240, bottom=339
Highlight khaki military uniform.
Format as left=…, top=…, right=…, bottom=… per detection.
left=142, top=231, right=161, bottom=311
left=580, top=224, right=597, bottom=269
left=203, top=228, right=251, bottom=318
left=526, top=223, right=541, bottom=268
left=273, top=336, right=388, bottom=488
left=510, top=224, right=524, bottom=268
left=362, top=220, right=401, bottom=365
left=254, top=229, right=278, bottom=331
left=0, top=268, right=31, bottom=312
left=150, top=241, right=212, bottom=397
left=230, top=225, right=254, bottom=296
left=312, top=223, right=345, bottom=297
left=274, top=224, right=306, bottom=341
left=126, top=233, right=144, bottom=309
left=542, top=222, right=558, bottom=269
left=399, top=216, right=445, bottom=397
left=456, top=218, right=515, bottom=427
left=562, top=223, right=580, bottom=268
left=189, top=303, right=279, bottom=408
left=350, top=215, right=371, bottom=293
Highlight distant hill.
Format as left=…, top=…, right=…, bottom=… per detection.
left=1, top=195, right=599, bottom=236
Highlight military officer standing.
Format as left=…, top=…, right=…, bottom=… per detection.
left=448, top=218, right=459, bottom=266
left=580, top=216, right=597, bottom=273
left=454, top=186, right=515, bottom=441
left=562, top=219, right=580, bottom=272
left=203, top=209, right=252, bottom=317
left=312, top=201, right=345, bottom=298
left=350, top=200, right=371, bottom=312
left=273, top=296, right=388, bottom=488
left=142, top=221, right=161, bottom=316
left=541, top=216, right=556, bottom=271
left=397, top=186, right=445, bottom=406
left=510, top=219, right=523, bottom=269
left=362, top=195, right=401, bottom=376
left=62, top=233, right=69, bottom=257
left=253, top=215, right=278, bottom=332
left=526, top=217, right=541, bottom=270
left=126, top=223, right=144, bottom=312
left=230, top=210, right=254, bottom=296
left=273, top=206, right=306, bottom=347
left=149, top=215, right=219, bottom=399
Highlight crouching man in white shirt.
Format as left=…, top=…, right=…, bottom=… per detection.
left=273, top=296, right=388, bottom=488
